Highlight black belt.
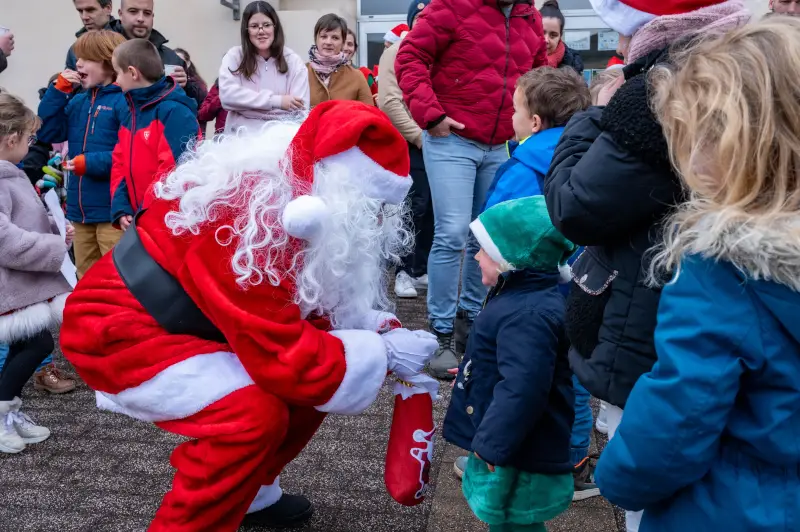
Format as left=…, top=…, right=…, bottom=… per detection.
left=112, top=211, right=227, bottom=344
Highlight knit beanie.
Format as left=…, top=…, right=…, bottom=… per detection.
left=408, top=0, right=433, bottom=29
left=469, top=197, right=577, bottom=273
left=589, top=0, right=728, bottom=36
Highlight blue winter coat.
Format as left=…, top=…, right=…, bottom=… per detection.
left=482, top=127, right=564, bottom=213
left=443, top=269, right=575, bottom=474
left=38, top=83, right=127, bottom=224
left=596, top=255, right=800, bottom=531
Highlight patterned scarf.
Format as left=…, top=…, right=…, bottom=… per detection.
left=308, top=45, right=349, bottom=84
left=547, top=40, right=566, bottom=68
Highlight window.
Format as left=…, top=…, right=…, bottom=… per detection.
left=359, top=0, right=412, bottom=17
left=558, top=0, right=594, bottom=9
left=357, top=20, right=405, bottom=68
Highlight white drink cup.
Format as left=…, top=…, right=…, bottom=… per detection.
left=164, top=64, right=180, bottom=77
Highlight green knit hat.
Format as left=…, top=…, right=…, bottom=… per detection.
left=469, top=196, right=577, bottom=272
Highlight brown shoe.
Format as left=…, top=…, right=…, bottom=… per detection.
left=33, top=365, right=77, bottom=394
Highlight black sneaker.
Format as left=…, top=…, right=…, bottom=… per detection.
left=573, top=456, right=601, bottom=501
left=453, top=309, right=473, bottom=356
left=428, top=330, right=458, bottom=380
left=242, top=493, right=314, bottom=528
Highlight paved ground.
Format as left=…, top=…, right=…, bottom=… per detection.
left=0, top=295, right=622, bottom=532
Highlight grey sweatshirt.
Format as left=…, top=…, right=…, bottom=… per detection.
left=0, top=160, right=71, bottom=343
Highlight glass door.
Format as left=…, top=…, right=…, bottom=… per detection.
left=357, top=19, right=406, bottom=69
left=561, top=14, right=619, bottom=83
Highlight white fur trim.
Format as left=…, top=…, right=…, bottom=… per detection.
left=0, top=293, right=70, bottom=344
left=95, top=352, right=255, bottom=422
left=247, top=477, right=283, bottom=513
left=282, top=195, right=331, bottom=241
left=320, top=147, right=411, bottom=205
left=607, top=64, right=625, bottom=71
left=469, top=219, right=513, bottom=271
left=589, top=0, right=655, bottom=36
left=383, top=30, right=401, bottom=43
left=559, top=263, right=573, bottom=284
left=316, top=330, right=388, bottom=416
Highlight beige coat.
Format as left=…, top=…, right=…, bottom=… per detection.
left=307, top=64, right=374, bottom=108
left=378, top=40, right=423, bottom=149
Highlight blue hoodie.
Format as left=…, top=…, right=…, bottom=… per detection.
left=482, top=126, right=564, bottom=213
left=595, top=248, right=800, bottom=531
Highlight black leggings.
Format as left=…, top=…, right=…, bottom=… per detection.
left=0, top=330, right=54, bottom=401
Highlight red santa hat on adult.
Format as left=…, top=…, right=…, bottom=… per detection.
left=590, top=0, right=727, bottom=36
left=383, top=24, right=410, bottom=44
left=281, top=100, right=411, bottom=241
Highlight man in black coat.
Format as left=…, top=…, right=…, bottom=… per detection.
left=65, top=0, right=116, bottom=70
left=0, top=29, right=13, bottom=74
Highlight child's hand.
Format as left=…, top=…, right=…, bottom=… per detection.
left=60, top=69, right=82, bottom=86
left=65, top=223, right=75, bottom=247
left=64, top=159, right=76, bottom=171
left=448, top=368, right=458, bottom=388
left=474, top=452, right=495, bottom=472
left=120, top=215, right=134, bottom=232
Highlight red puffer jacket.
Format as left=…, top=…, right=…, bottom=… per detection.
left=396, top=0, right=547, bottom=146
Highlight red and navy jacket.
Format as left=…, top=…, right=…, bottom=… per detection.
left=111, top=77, right=200, bottom=224
left=38, top=76, right=127, bottom=224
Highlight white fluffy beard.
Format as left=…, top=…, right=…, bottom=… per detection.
left=154, top=121, right=413, bottom=330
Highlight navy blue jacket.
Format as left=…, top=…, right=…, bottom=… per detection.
left=596, top=255, right=800, bottom=531
left=443, top=269, right=574, bottom=474
left=38, top=81, right=127, bottom=223
left=483, top=127, right=564, bottom=213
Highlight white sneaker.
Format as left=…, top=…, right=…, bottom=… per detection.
left=394, top=271, right=418, bottom=298
left=413, top=274, right=428, bottom=291
left=11, top=409, right=50, bottom=444
left=595, top=402, right=609, bottom=435
left=0, top=399, right=26, bottom=454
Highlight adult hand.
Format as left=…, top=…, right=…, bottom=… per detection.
left=60, top=69, right=82, bottom=86
left=429, top=116, right=465, bottom=138
left=475, top=452, right=495, bottom=473
left=448, top=367, right=458, bottom=388
left=0, top=32, right=14, bottom=57
left=65, top=223, right=75, bottom=247
left=384, top=328, right=438, bottom=381
left=120, top=215, right=134, bottom=232
left=280, top=95, right=305, bottom=111
left=596, top=75, right=625, bottom=107
left=169, top=66, right=188, bottom=88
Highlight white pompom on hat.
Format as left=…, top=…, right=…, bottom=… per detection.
left=590, top=0, right=727, bottom=36
left=281, top=100, right=412, bottom=241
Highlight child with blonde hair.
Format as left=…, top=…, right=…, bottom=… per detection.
left=596, top=17, right=800, bottom=530
left=0, top=90, right=73, bottom=454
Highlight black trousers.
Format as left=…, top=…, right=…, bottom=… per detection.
left=399, top=143, right=435, bottom=278
left=0, top=330, right=53, bottom=401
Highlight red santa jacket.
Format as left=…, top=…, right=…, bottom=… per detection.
left=395, top=0, right=547, bottom=145
left=111, top=77, right=201, bottom=224
left=61, top=198, right=388, bottom=419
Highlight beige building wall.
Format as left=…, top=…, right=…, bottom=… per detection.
left=0, top=0, right=357, bottom=107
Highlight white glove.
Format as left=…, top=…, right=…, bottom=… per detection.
left=384, top=328, right=438, bottom=381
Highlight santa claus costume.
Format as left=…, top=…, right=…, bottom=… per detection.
left=60, top=101, right=439, bottom=531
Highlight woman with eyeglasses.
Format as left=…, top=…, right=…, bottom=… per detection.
left=219, top=1, right=309, bottom=133
left=307, top=14, right=373, bottom=108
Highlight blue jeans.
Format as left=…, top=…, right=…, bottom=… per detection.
left=422, top=132, right=507, bottom=333
left=0, top=344, right=52, bottom=371
left=571, top=374, right=592, bottom=466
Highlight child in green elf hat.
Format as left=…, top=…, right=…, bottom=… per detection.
left=443, top=196, right=577, bottom=532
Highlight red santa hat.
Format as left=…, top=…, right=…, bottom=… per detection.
left=590, top=0, right=727, bottom=36
left=281, top=101, right=411, bottom=241
left=383, top=24, right=410, bottom=44
left=606, top=56, right=625, bottom=70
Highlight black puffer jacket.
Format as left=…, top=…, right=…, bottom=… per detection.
left=543, top=48, right=683, bottom=408
left=559, top=45, right=584, bottom=75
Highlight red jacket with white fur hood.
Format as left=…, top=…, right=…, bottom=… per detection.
left=396, top=0, right=547, bottom=146
left=0, top=161, right=71, bottom=344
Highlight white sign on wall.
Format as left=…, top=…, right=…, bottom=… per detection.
left=564, top=30, right=591, bottom=51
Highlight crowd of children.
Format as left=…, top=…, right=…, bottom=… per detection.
left=1, top=1, right=800, bottom=531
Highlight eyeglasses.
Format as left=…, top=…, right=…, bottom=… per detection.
left=248, top=22, right=274, bottom=33
left=28, top=135, right=37, bottom=147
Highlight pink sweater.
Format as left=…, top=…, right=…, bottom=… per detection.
left=219, top=46, right=310, bottom=133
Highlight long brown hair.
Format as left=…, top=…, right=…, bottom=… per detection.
left=233, top=1, right=288, bottom=80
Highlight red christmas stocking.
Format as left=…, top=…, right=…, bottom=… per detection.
left=384, top=379, right=437, bottom=506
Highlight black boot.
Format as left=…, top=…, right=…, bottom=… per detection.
left=428, top=330, right=458, bottom=380
left=242, top=494, right=314, bottom=528
left=453, top=309, right=474, bottom=356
